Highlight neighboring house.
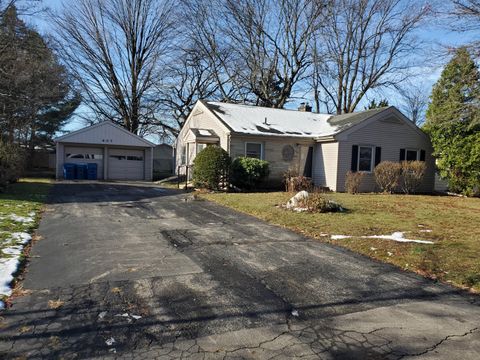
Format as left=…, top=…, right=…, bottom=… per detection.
left=55, top=121, right=155, bottom=181
left=175, top=100, right=435, bottom=192
left=153, top=143, right=174, bottom=179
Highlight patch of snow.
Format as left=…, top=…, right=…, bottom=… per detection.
left=8, top=214, right=34, bottom=224
left=0, top=232, right=33, bottom=300
left=207, top=101, right=336, bottom=138
left=419, top=229, right=432, bottom=233
left=105, top=337, right=115, bottom=346
left=291, top=309, right=299, bottom=317
left=331, top=235, right=352, bottom=240
left=370, top=247, right=377, bottom=251
left=363, top=232, right=434, bottom=244
left=331, top=232, right=433, bottom=244
left=387, top=252, right=393, bottom=257
left=131, top=314, right=142, bottom=320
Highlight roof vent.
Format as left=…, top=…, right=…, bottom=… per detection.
left=298, top=102, right=312, bottom=112
left=264, top=117, right=269, bottom=125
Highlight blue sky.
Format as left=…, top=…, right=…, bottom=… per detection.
left=25, top=0, right=480, bottom=137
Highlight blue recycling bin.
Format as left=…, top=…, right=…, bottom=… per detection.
left=63, top=163, right=76, bottom=180
left=75, top=164, right=88, bottom=180
left=87, top=163, right=98, bottom=180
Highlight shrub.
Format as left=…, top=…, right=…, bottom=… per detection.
left=401, top=161, right=426, bottom=194
left=283, top=169, right=313, bottom=192
left=192, top=145, right=231, bottom=190
left=298, top=192, right=343, bottom=213
left=0, top=141, right=25, bottom=190
left=345, top=171, right=364, bottom=194
left=231, top=157, right=269, bottom=190
left=374, top=161, right=402, bottom=193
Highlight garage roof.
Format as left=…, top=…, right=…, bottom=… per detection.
left=55, top=121, right=155, bottom=147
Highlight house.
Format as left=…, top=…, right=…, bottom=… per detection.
left=153, top=143, right=174, bottom=179
left=175, top=100, right=435, bottom=192
left=55, top=121, right=155, bottom=181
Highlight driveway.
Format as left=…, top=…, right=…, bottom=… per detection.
left=0, top=182, right=479, bottom=359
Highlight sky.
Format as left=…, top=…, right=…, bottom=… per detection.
left=23, top=0, right=480, bottom=138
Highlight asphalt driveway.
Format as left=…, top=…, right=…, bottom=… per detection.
left=0, top=182, right=479, bottom=359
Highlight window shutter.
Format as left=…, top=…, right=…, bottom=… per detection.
left=374, top=147, right=382, bottom=167
left=399, top=148, right=406, bottom=161
left=351, top=145, right=358, bottom=172
left=420, top=149, right=426, bottom=162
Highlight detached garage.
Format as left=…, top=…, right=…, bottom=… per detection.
left=55, top=121, right=155, bottom=181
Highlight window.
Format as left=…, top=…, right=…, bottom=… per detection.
left=66, top=153, right=103, bottom=160
left=181, top=146, right=187, bottom=165
left=66, top=153, right=85, bottom=159
left=245, top=142, right=263, bottom=159
left=127, top=156, right=143, bottom=161
left=196, top=143, right=206, bottom=154
left=406, top=149, right=418, bottom=161
left=358, top=146, right=373, bottom=172
left=110, top=155, right=126, bottom=160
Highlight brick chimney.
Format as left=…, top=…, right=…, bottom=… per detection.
left=298, top=102, right=312, bottom=112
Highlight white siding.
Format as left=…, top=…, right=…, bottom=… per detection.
left=57, top=122, right=152, bottom=147
left=312, top=142, right=339, bottom=191
left=336, top=117, right=435, bottom=192
left=175, top=102, right=230, bottom=173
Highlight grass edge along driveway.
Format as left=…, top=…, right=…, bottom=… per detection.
left=0, top=178, right=52, bottom=309
left=200, top=191, right=480, bottom=293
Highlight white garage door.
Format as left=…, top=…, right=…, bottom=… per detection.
left=108, top=148, right=145, bottom=180
left=64, top=146, right=104, bottom=179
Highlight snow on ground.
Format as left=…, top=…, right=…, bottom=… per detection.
left=0, top=212, right=35, bottom=224
left=0, top=231, right=33, bottom=309
left=331, top=231, right=434, bottom=244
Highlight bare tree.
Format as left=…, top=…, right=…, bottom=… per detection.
left=181, top=0, right=323, bottom=109
left=157, top=47, right=222, bottom=133
left=396, top=83, right=429, bottom=125
left=53, top=0, right=176, bottom=135
left=450, top=1, right=480, bottom=55
left=312, top=0, right=431, bottom=114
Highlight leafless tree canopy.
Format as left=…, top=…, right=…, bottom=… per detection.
left=53, top=0, right=176, bottom=136
left=312, top=0, right=430, bottom=114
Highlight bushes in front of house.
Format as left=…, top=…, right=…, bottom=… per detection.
left=373, top=160, right=426, bottom=194
left=374, top=161, right=402, bottom=193
left=231, top=157, right=269, bottom=190
left=283, top=169, right=313, bottom=192
left=345, top=171, right=364, bottom=194
left=0, top=141, right=25, bottom=190
left=401, top=161, right=427, bottom=194
left=193, top=147, right=270, bottom=191
left=192, top=146, right=231, bottom=190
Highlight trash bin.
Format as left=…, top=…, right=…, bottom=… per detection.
left=75, top=164, right=88, bottom=180
left=87, top=163, right=98, bottom=180
left=63, top=163, right=76, bottom=180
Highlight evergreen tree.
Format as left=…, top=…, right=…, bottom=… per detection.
left=0, top=5, right=79, bottom=160
left=425, top=47, right=480, bottom=196
left=365, top=99, right=389, bottom=110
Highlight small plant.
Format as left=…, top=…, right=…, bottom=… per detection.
left=192, top=146, right=231, bottom=190
left=283, top=169, right=313, bottom=192
left=231, top=157, right=269, bottom=190
left=345, top=171, right=364, bottom=194
left=401, top=161, right=426, bottom=194
left=299, top=192, right=343, bottom=213
left=374, top=161, right=402, bottom=193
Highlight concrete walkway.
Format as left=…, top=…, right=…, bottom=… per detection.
left=0, top=182, right=479, bottom=359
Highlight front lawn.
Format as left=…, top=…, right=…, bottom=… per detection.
left=0, top=178, right=52, bottom=308
left=201, top=191, right=480, bottom=292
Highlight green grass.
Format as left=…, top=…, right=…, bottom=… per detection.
left=201, top=191, right=480, bottom=292
left=0, top=178, right=53, bottom=299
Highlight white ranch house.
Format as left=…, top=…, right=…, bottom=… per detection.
left=175, top=100, right=435, bottom=192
